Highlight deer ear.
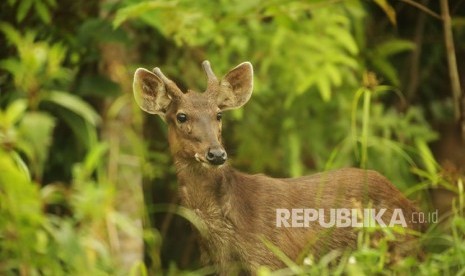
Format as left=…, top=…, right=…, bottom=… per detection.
left=133, top=68, right=171, bottom=116
left=217, top=62, right=253, bottom=110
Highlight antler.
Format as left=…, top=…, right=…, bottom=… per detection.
left=152, top=67, right=183, bottom=97
left=202, top=60, right=219, bottom=91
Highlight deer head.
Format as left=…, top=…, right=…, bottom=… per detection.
left=133, top=61, right=253, bottom=167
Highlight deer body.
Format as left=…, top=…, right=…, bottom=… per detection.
left=133, top=61, right=422, bottom=274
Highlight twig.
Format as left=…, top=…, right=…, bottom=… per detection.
left=440, top=0, right=463, bottom=122
left=400, top=0, right=442, bottom=20
left=406, top=0, right=428, bottom=101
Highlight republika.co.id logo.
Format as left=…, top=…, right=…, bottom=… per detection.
left=276, top=208, right=438, bottom=228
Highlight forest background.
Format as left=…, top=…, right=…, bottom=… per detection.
left=1, top=0, right=465, bottom=275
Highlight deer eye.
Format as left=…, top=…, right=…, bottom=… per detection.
left=176, top=113, right=188, bottom=123
left=216, top=112, right=222, bottom=121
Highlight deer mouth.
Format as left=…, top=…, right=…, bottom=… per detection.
left=194, top=153, right=210, bottom=168
left=194, top=153, right=225, bottom=168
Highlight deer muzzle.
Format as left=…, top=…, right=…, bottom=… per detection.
left=206, top=147, right=227, bottom=165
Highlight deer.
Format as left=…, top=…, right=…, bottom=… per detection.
left=133, top=60, right=425, bottom=274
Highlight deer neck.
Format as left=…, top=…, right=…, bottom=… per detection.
left=173, top=156, right=234, bottom=210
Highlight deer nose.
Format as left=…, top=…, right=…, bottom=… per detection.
left=206, top=147, right=227, bottom=165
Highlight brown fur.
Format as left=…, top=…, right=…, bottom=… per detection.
left=133, top=61, right=424, bottom=274
left=176, top=163, right=423, bottom=273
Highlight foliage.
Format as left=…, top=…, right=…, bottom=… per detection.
left=6, top=0, right=56, bottom=24
left=1, top=0, right=465, bottom=275
left=0, top=23, right=100, bottom=181
left=0, top=15, right=140, bottom=276
left=0, top=146, right=139, bottom=275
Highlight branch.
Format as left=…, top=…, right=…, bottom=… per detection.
left=406, top=0, right=428, bottom=101
left=440, top=0, right=463, bottom=122
left=400, top=0, right=442, bottom=20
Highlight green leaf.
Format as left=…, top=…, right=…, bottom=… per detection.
left=296, top=74, right=316, bottom=94
left=0, top=58, right=22, bottom=77
left=5, top=99, right=28, bottom=127
left=375, top=39, right=415, bottom=57
left=17, top=0, right=33, bottom=22
left=0, top=23, right=22, bottom=46
left=17, top=112, right=56, bottom=179
left=45, top=0, right=56, bottom=7
left=35, top=1, right=52, bottom=23
left=11, top=150, right=31, bottom=182
left=373, top=0, right=397, bottom=26
left=316, top=76, right=331, bottom=102
left=415, top=138, right=439, bottom=184
left=113, top=1, right=178, bottom=28
left=0, top=148, right=38, bottom=206
left=325, top=64, right=342, bottom=87
left=327, top=25, right=359, bottom=55
left=351, top=87, right=366, bottom=161
left=83, top=143, right=109, bottom=177
left=288, top=132, right=303, bottom=177
left=330, top=54, right=359, bottom=69
left=44, top=91, right=101, bottom=126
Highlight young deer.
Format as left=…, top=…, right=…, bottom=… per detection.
left=133, top=61, right=424, bottom=274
